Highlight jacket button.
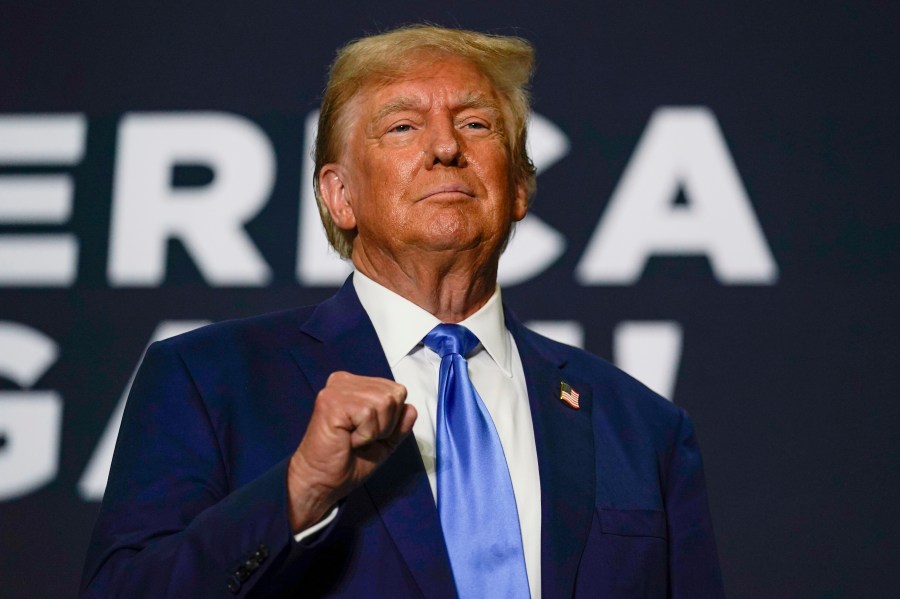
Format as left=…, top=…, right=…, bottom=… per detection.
left=245, top=558, right=259, bottom=572
left=256, top=544, right=269, bottom=560
left=236, top=566, right=250, bottom=582
left=226, top=575, right=241, bottom=594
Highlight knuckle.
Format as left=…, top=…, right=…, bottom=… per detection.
left=372, top=393, right=392, bottom=410
left=314, top=388, right=332, bottom=407
left=361, top=405, right=378, bottom=422
left=327, top=371, right=350, bottom=385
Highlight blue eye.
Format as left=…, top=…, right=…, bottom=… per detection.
left=390, top=124, right=413, bottom=133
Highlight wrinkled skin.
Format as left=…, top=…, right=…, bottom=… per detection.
left=289, top=56, right=527, bottom=533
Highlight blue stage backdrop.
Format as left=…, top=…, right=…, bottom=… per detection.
left=1, top=2, right=897, bottom=597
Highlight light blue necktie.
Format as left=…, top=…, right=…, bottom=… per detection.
left=424, top=324, right=530, bottom=599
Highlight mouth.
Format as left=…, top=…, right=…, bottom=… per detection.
left=418, top=185, right=476, bottom=202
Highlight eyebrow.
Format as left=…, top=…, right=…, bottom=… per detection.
left=371, top=97, right=423, bottom=125
left=369, top=91, right=502, bottom=126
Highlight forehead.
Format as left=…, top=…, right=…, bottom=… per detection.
left=351, top=56, right=500, bottom=120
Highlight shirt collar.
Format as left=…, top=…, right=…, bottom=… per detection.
left=353, top=270, right=511, bottom=376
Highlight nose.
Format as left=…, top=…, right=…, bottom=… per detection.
left=424, top=118, right=466, bottom=168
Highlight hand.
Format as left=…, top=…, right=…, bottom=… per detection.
left=286, top=371, right=417, bottom=532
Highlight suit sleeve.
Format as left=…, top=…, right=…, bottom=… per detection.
left=80, top=340, right=335, bottom=598
left=664, top=409, right=726, bottom=598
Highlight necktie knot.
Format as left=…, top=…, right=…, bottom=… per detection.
left=424, top=323, right=479, bottom=358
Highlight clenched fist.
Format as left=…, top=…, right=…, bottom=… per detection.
left=286, top=371, right=417, bottom=532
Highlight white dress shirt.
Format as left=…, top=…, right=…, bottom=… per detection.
left=353, top=271, right=542, bottom=598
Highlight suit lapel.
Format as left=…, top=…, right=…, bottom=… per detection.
left=289, top=278, right=456, bottom=599
left=507, top=312, right=596, bottom=599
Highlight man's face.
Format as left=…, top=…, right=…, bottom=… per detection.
left=320, top=56, right=528, bottom=268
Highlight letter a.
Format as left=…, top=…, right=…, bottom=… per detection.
left=576, top=107, right=778, bottom=284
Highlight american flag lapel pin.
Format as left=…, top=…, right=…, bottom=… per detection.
left=559, top=381, right=580, bottom=409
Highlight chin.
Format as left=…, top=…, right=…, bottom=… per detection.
left=421, top=218, right=476, bottom=247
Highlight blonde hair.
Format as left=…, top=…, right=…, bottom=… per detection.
left=314, top=24, right=537, bottom=258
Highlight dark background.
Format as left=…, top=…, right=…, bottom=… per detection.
left=1, top=1, right=898, bottom=596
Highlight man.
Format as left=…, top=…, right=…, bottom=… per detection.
left=82, top=25, right=724, bottom=598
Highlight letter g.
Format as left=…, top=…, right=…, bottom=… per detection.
left=0, top=322, right=62, bottom=500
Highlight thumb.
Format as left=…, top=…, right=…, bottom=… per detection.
left=383, top=404, right=417, bottom=451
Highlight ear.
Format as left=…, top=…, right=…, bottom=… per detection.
left=318, top=164, right=357, bottom=230
left=511, top=179, right=529, bottom=222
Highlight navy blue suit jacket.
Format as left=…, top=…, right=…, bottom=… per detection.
left=82, top=279, right=724, bottom=597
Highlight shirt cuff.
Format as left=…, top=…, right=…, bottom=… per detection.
left=292, top=505, right=339, bottom=543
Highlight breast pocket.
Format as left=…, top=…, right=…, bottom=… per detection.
left=599, top=508, right=667, bottom=539
left=575, top=508, right=669, bottom=597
